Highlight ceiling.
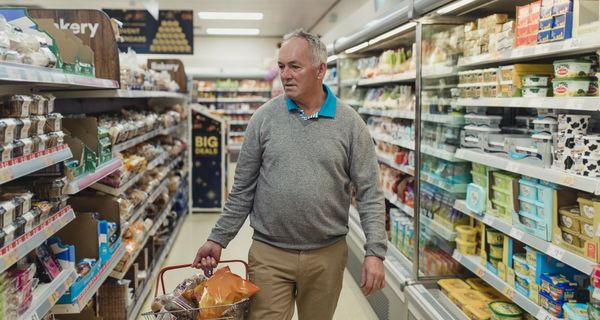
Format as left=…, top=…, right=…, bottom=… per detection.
left=0, top=0, right=340, bottom=37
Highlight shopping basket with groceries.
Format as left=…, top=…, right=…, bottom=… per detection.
left=141, top=260, right=259, bottom=320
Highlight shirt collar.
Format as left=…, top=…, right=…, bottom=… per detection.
left=286, top=84, right=337, bottom=118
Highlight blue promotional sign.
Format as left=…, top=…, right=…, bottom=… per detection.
left=190, top=106, right=225, bottom=212
left=103, top=9, right=193, bottom=54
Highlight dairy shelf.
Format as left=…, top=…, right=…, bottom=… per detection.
left=344, top=99, right=362, bottom=106
left=0, top=206, right=75, bottom=273
left=422, top=65, right=458, bottom=79
left=128, top=212, right=186, bottom=320
left=52, top=90, right=189, bottom=101
left=420, top=215, right=456, bottom=242
left=356, top=72, right=416, bottom=86
left=111, top=194, right=175, bottom=279
left=421, top=113, right=465, bottom=126
left=0, top=145, right=72, bottom=184
left=457, top=35, right=600, bottom=68
left=421, top=172, right=468, bottom=195
left=0, top=61, right=119, bottom=89
left=359, top=108, right=415, bottom=120
left=454, top=200, right=595, bottom=275
left=52, top=243, right=127, bottom=314
left=340, top=78, right=360, bottom=86
left=454, top=97, right=600, bottom=112
left=451, top=250, right=559, bottom=320
left=455, top=148, right=600, bottom=195
left=383, top=191, right=414, bottom=217
left=125, top=178, right=169, bottom=225
left=421, top=145, right=465, bottom=162
left=66, top=158, right=123, bottom=194
left=370, top=131, right=415, bottom=150
left=90, top=153, right=167, bottom=196
left=18, top=268, right=78, bottom=320
left=376, top=153, right=414, bottom=176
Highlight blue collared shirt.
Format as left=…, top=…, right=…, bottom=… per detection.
left=286, top=84, right=337, bottom=120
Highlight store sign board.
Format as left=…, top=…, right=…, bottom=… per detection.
left=148, top=59, right=188, bottom=93
left=26, top=9, right=121, bottom=83
left=103, top=9, right=193, bottom=54
left=191, top=107, right=225, bottom=212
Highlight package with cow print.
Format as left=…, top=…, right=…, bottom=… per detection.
left=553, top=113, right=600, bottom=177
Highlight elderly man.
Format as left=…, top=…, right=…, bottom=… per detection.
left=192, top=29, right=387, bottom=320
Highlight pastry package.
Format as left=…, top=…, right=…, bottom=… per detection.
left=0, top=95, right=31, bottom=118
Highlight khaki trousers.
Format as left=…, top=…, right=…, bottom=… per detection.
left=247, top=239, right=348, bottom=320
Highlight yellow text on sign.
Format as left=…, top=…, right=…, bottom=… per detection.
left=195, top=136, right=219, bottom=155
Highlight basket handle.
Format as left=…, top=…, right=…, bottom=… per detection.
left=154, top=259, right=249, bottom=297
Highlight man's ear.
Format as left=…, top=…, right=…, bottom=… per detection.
left=317, top=62, right=326, bottom=80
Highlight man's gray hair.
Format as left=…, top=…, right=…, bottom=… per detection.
left=283, top=29, right=327, bottom=67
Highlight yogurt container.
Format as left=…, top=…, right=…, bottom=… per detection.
left=522, top=75, right=549, bottom=87
left=522, top=86, right=549, bottom=97
left=488, top=301, right=523, bottom=319
left=553, top=78, right=591, bottom=97
left=554, top=59, right=592, bottom=78
left=589, top=76, right=599, bottom=96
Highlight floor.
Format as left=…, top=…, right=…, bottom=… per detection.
left=138, top=160, right=378, bottom=319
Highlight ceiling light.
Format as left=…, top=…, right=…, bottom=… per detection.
left=198, top=12, right=263, bottom=20
left=436, top=0, right=477, bottom=15
left=327, top=55, right=338, bottom=63
left=206, top=28, right=260, bottom=35
left=368, top=22, right=416, bottom=45
left=345, top=42, right=369, bottom=54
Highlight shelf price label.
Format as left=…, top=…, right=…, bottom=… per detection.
left=558, top=175, right=576, bottom=187
left=536, top=308, right=553, bottom=320
left=452, top=251, right=463, bottom=261
left=502, top=285, right=516, bottom=299
left=482, top=215, right=493, bottom=225
left=547, top=245, right=566, bottom=261
left=476, top=267, right=486, bottom=278
left=509, top=228, right=524, bottom=241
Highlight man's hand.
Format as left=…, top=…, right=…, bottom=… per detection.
left=360, top=256, right=385, bottom=296
left=192, top=240, right=223, bottom=276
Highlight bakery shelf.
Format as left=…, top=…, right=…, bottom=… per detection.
left=356, top=72, right=416, bottom=86
left=127, top=212, right=186, bottom=320
left=0, top=145, right=72, bottom=185
left=451, top=250, right=559, bottom=320
left=376, top=153, right=414, bottom=176
left=228, top=132, right=245, bottom=137
left=18, top=268, right=78, bottom=320
left=421, top=172, right=468, bottom=195
left=455, top=148, right=600, bottom=195
left=112, top=129, right=161, bottom=153
left=90, top=153, right=167, bottom=196
left=214, top=109, right=256, bottom=115
left=421, top=145, right=465, bottom=162
left=228, top=144, right=243, bottom=152
left=111, top=124, right=185, bottom=154
left=111, top=194, right=175, bottom=279
left=52, top=242, right=127, bottom=314
left=457, top=35, right=600, bottom=68
left=195, top=98, right=217, bottom=103
left=420, top=215, right=457, bottom=242
left=421, top=113, right=465, bottom=126
left=0, top=206, right=75, bottom=273
left=66, top=158, right=123, bottom=194
left=454, top=97, right=600, bottom=112
left=383, top=191, right=414, bottom=217
left=359, top=107, right=415, bottom=120
left=0, top=61, right=119, bottom=89
left=125, top=178, right=169, bottom=226
left=370, top=131, right=415, bottom=150
left=52, top=90, right=189, bottom=101
left=454, top=200, right=595, bottom=275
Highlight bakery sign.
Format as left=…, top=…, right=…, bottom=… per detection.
left=103, top=9, right=193, bottom=54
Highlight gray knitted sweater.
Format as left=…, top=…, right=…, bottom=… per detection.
left=208, top=95, right=387, bottom=259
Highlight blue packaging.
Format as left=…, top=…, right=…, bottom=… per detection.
left=538, top=30, right=553, bottom=44
left=552, top=0, right=573, bottom=16
left=539, top=17, right=554, bottom=31
left=550, top=12, right=573, bottom=41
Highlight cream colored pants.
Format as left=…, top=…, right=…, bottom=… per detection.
left=248, top=239, right=348, bottom=320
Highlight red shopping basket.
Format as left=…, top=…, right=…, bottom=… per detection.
left=141, top=260, right=250, bottom=320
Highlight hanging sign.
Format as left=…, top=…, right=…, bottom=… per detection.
left=191, top=105, right=225, bottom=212
left=148, top=59, right=187, bottom=93
left=103, top=9, right=193, bottom=54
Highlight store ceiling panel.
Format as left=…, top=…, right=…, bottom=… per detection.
left=0, top=0, right=339, bottom=37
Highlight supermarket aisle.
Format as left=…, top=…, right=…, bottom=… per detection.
left=140, top=213, right=378, bottom=319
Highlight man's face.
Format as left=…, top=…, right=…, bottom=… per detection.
left=278, top=38, right=323, bottom=100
